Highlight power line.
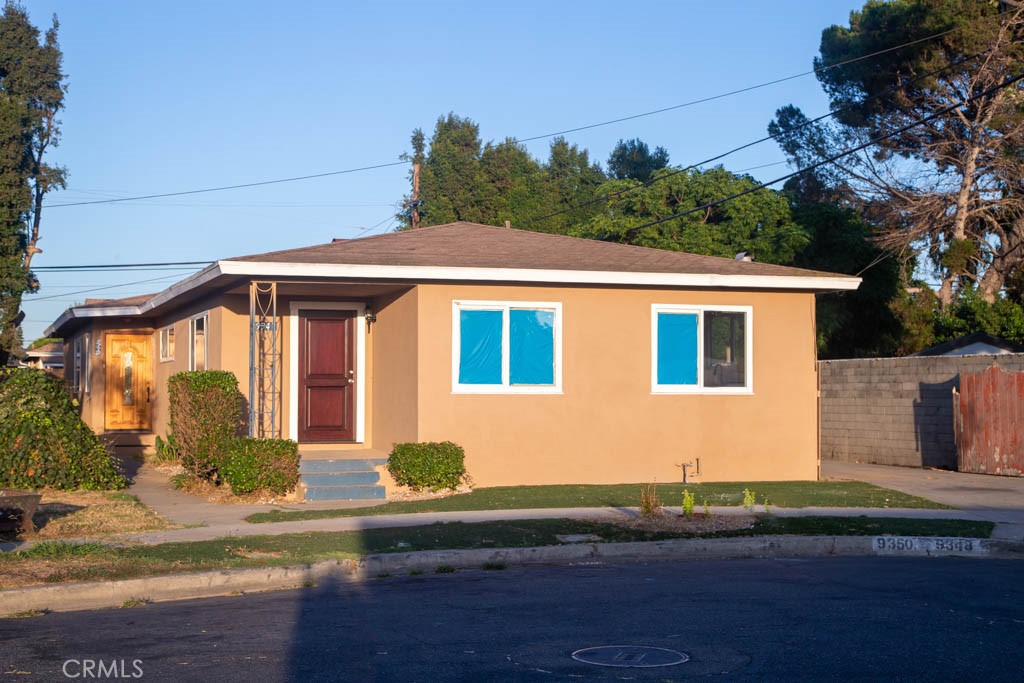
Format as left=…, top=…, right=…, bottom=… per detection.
left=514, top=24, right=962, bottom=143
left=521, top=48, right=989, bottom=229
left=29, top=274, right=188, bottom=302
left=34, top=260, right=213, bottom=271
left=42, top=22, right=966, bottom=213
left=43, top=161, right=409, bottom=208
left=622, top=70, right=1024, bottom=236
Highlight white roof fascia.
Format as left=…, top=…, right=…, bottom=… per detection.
left=46, top=259, right=862, bottom=336
left=44, top=263, right=224, bottom=337
left=217, top=260, right=862, bottom=291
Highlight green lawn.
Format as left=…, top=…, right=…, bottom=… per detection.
left=247, top=481, right=950, bottom=523
left=0, top=516, right=991, bottom=591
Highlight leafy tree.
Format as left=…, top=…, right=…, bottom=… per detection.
left=399, top=115, right=607, bottom=232
left=769, top=1, right=1024, bottom=308
left=0, top=2, right=65, bottom=364
left=607, top=138, right=670, bottom=183
left=573, top=166, right=809, bottom=265
left=789, top=201, right=902, bottom=357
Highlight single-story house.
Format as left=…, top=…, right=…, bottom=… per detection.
left=19, top=340, right=65, bottom=376
left=46, top=222, right=860, bottom=495
left=912, top=331, right=1024, bottom=357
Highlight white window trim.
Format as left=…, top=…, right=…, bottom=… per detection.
left=83, top=333, right=90, bottom=396
left=288, top=301, right=366, bottom=443
left=651, top=304, right=754, bottom=395
left=451, top=299, right=563, bottom=395
left=159, top=325, right=175, bottom=362
left=188, top=312, right=209, bottom=371
left=72, top=337, right=82, bottom=395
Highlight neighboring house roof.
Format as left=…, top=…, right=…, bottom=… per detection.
left=913, top=332, right=1024, bottom=357
left=47, top=222, right=861, bottom=336
left=21, top=341, right=64, bottom=369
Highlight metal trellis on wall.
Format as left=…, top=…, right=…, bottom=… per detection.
left=248, top=281, right=279, bottom=438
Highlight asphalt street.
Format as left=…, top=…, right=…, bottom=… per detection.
left=1, top=557, right=1021, bottom=682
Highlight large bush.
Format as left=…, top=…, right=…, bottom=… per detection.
left=0, top=368, right=126, bottom=490
left=219, top=437, right=299, bottom=495
left=167, top=371, right=246, bottom=480
left=387, top=441, right=466, bottom=491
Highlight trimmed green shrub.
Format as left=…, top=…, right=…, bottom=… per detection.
left=0, top=368, right=126, bottom=490
left=387, top=441, right=466, bottom=491
left=167, top=371, right=246, bottom=480
left=219, top=437, right=299, bottom=495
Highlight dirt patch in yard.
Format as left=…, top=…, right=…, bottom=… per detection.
left=618, top=511, right=757, bottom=535
left=27, top=490, right=175, bottom=539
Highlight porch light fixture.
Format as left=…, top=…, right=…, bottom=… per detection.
left=365, top=310, right=377, bottom=330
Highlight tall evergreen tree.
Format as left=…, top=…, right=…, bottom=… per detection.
left=769, top=1, right=1024, bottom=308
left=607, top=138, right=669, bottom=183
left=0, top=2, right=65, bottom=363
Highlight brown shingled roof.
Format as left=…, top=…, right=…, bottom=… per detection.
left=227, top=222, right=845, bottom=279
left=79, top=293, right=156, bottom=309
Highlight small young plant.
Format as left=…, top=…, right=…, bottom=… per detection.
left=742, top=488, right=757, bottom=511
left=762, top=495, right=772, bottom=515
left=703, top=499, right=711, bottom=517
left=681, top=489, right=695, bottom=517
left=639, top=482, right=662, bottom=517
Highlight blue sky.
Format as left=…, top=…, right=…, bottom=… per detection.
left=21, top=0, right=864, bottom=341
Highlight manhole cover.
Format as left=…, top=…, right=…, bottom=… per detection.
left=571, top=645, right=689, bottom=668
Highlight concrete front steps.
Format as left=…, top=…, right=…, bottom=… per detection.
left=298, top=455, right=389, bottom=501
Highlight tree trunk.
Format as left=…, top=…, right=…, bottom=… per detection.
left=978, top=228, right=1024, bottom=303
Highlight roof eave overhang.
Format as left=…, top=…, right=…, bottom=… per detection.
left=217, top=260, right=863, bottom=291
left=45, top=263, right=226, bottom=337
left=46, top=260, right=861, bottom=336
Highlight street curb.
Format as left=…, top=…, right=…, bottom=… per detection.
left=2, top=534, right=1021, bottom=615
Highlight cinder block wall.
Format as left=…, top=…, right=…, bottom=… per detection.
left=818, top=354, right=1024, bottom=469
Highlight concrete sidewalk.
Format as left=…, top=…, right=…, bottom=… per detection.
left=822, top=460, right=1024, bottom=541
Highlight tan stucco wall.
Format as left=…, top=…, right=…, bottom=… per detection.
left=414, top=284, right=819, bottom=486
left=63, top=281, right=820, bottom=485
left=369, top=288, right=419, bottom=452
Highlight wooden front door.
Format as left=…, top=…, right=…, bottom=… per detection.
left=104, top=334, right=152, bottom=431
left=298, top=310, right=356, bottom=441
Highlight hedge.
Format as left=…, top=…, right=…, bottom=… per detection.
left=219, top=437, right=299, bottom=495
left=166, top=371, right=246, bottom=480
left=0, top=368, right=126, bottom=490
left=387, top=441, right=466, bottom=491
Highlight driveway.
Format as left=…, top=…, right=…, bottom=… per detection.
left=823, top=460, right=1024, bottom=538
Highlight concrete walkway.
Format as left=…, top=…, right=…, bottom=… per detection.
left=823, top=460, right=1024, bottom=541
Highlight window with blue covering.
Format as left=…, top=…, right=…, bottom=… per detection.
left=652, top=305, right=752, bottom=393
left=453, top=301, right=561, bottom=393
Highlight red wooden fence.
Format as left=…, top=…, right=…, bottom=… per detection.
left=953, top=365, right=1024, bottom=476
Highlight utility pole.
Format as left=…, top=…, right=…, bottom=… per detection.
left=411, top=163, right=421, bottom=230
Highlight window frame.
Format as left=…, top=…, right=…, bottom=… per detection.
left=651, top=304, right=753, bottom=395
left=72, top=336, right=82, bottom=395
left=451, top=299, right=563, bottom=395
left=82, top=333, right=90, bottom=396
left=159, top=325, right=175, bottom=362
left=188, top=312, right=209, bottom=371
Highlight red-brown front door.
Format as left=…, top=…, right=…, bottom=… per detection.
left=298, top=310, right=356, bottom=441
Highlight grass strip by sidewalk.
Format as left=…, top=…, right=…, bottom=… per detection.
left=247, top=481, right=950, bottom=523
left=0, top=517, right=992, bottom=590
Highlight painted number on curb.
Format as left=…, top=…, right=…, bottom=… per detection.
left=873, top=537, right=986, bottom=555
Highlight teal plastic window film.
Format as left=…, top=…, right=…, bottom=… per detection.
left=510, top=309, right=555, bottom=385
left=657, top=312, right=698, bottom=385
left=458, top=309, right=503, bottom=384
